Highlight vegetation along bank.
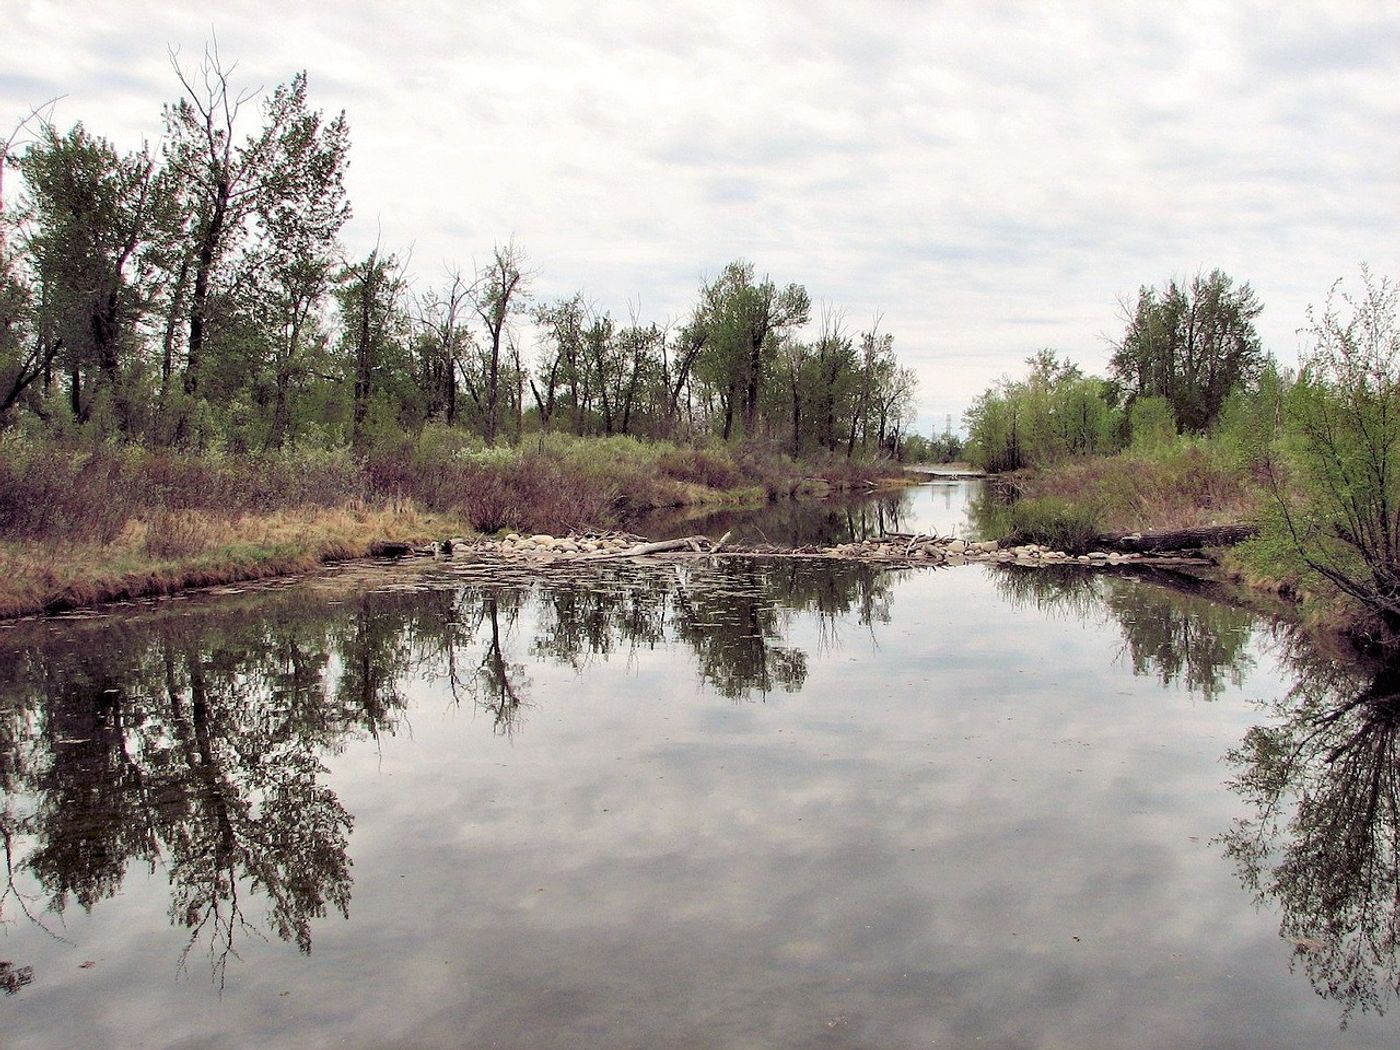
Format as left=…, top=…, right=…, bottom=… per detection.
left=0, top=51, right=917, bottom=617
left=963, top=267, right=1400, bottom=656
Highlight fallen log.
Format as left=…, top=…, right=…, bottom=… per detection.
left=1095, top=524, right=1258, bottom=553
left=577, top=535, right=712, bottom=561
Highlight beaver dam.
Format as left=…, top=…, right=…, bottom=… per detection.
left=416, top=528, right=1226, bottom=570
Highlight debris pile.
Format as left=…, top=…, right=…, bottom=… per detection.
left=393, top=530, right=1211, bottom=569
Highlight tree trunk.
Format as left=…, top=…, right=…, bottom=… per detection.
left=1094, top=524, right=1259, bottom=553
left=186, top=184, right=229, bottom=396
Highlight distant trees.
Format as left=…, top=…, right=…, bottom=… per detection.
left=0, top=53, right=919, bottom=460
left=964, top=350, right=1122, bottom=472
left=515, top=264, right=916, bottom=456
left=1109, top=270, right=1264, bottom=434
left=962, top=269, right=1272, bottom=473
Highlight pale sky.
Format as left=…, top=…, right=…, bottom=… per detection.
left=4, top=1, right=1398, bottom=432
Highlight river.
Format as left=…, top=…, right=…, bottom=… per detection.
left=1, top=479, right=1397, bottom=1048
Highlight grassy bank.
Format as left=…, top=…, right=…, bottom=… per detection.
left=0, top=503, right=466, bottom=618
left=970, top=439, right=1379, bottom=643
left=1014, top=446, right=1258, bottom=533
left=977, top=441, right=1264, bottom=547
left=0, top=430, right=904, bottom=618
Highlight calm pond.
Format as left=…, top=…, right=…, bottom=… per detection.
left=3, top=480, right=1399, bottom=1048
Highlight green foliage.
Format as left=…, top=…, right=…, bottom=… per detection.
left=964, top=350, right=1124, bottom=472
left=1128, top=396, right=1176, bottom=451
left=1252, top=269, right=1400, bottom=644
left=692, top=259, right=810, bottom=441
left=1110, top=270, right=1265, bottom=434
left=1211, top=362, right=1289, bottom=468
left=1003, top=496, right=1101, bottom=553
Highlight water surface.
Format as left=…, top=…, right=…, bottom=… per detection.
left=1, top=507, right=1398, bottom=1048
left=632, top=476, right=981, bottom=545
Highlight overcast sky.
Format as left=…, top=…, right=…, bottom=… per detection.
left=4, top=1, right=1398, bottom=431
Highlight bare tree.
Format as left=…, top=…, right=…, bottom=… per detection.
left=414, top=266, right=474, bottom=426
left=470, top=241, right=529, bottom=444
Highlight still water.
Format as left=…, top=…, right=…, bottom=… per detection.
left=2, top=484, right=1399, bottom=1048
left=632, top=475, right=982, bottom=545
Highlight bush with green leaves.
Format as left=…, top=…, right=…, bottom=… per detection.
left=1252, top=269, right=1400, bottom=645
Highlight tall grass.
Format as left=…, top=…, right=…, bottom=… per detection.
left=0, top=429, right=909, bottom=616
left=1006, top=439, right=1262, bottom=535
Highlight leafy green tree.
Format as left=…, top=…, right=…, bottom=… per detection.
left=693, top=260, right=809, bottom=440
left=470, top=242, right=529, bottom=445
left=14, top=122, right=156, bottom=430
left=811, top=310, right=860, bottom=453
left=1110, top=270, right=1264, bottom=433
left=163, top=45, right=350, bottom=404
left=337, top=246, right=408, bottom=449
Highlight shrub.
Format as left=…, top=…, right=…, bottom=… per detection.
left=656, top=445, right=741, bottom=489
left=1254, top=269, right=1400, bottom=646
left=1004, top=496, right=1101, bottom=553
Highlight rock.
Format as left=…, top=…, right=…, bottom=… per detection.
left=530, top=534, right=554, bottom=546
left=947, top=539, right=967, bottom=554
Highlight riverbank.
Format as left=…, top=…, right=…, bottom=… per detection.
left=967, top=446, right=1388, bottom=646
left=0, top=432, right=912, bottom=618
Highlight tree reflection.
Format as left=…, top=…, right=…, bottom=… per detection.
left=631, top=490, right=912, bottom=548
left=993, top=567, right=1255, bottom=700
left=0, top=557, right=905, bottom=983
left=0, top=602, right=387, bottom=985
left=1223, top=648, right=1400, bottom=1025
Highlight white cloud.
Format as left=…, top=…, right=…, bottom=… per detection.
left=4, top=0, right=1397, bottom=430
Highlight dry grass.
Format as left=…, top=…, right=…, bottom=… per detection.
left=0, top=502, right=465, bottom=618
left=1009, top=445, right=1263, bottom=534
left=0, top=432, right=910, bottom=618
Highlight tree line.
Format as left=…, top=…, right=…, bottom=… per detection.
left=964, top=269, right=1269, bottom=471
left=967, top=264, right=1400, bottom=654
left=0, top=47, right=917, bottom=458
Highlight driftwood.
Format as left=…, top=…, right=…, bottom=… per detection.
left=1095, top=524, right=1258, bottom=553
left=578, top=534, right=713, bottom=562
